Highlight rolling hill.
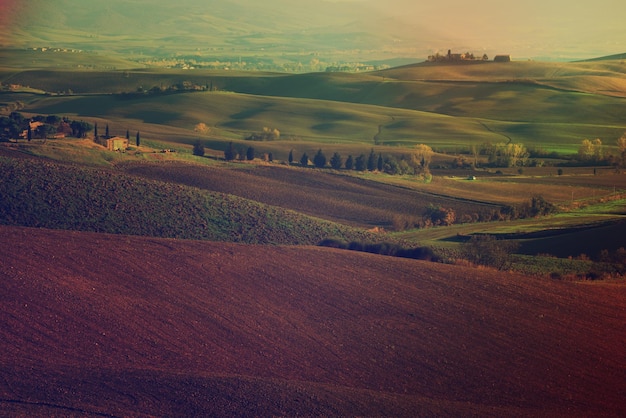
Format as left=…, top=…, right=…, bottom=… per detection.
left=1, top=225, right=625, bottom=416
left=3, top=59, right=625, bottom=153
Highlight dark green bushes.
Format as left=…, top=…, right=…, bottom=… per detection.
left=318, top=238, right=439, bottom=262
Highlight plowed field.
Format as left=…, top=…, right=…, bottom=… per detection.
left=1, top=226, right=625, bottom=416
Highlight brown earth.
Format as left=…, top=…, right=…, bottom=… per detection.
left=120, top=161, right=498, bottom=228
left=1, top=225, right=625, bottom=417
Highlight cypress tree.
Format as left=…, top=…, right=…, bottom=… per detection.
left=224, top=142, right=236, bottom=161
left=300, top=152, right=309, bottom=167
left=136, top=131, right=140, bottom=146
left=313, top=149, right=326, bottom=168
left=246, top=146, right=255, bottom=161
left=345, top=155, right=354, bottom=170
left=330, top=152, right=343, bottom=169
left=367, top=148, right=376, bottom=171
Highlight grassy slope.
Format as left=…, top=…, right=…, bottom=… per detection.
left=1, top=225, right=625, bottom=417
left=3, top=60, right=625, bottom=153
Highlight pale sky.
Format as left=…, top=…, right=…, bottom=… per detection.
left=366, top=0, right=626, bottom=59
left=2, top=0, right=625, bottom=60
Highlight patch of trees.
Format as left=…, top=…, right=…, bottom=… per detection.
left=392, top=196, right=557, bottom=232
left=295, top=144, right=433, bottom=179
left=245, top=127, right=280, bottom=141
left=223, top=142, right=256, bottom=161
left=0, top=112, right=93, bottom=141
left=461, top=235, right=519, bottom=270
left=318, top=238, right=439, bottom=262
left=479, top=142, right=529, bottom=167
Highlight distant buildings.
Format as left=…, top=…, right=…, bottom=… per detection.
left=427, top=50, right=511, bottom=63
left=494, top=55, right=512, bottom=62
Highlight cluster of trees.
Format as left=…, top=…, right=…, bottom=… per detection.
left=0, top=112, right=93, bottom=141
left=392, top=195, right=557, bottom=232
left=245, top=127, right=281, bottom=141
left=221, top=142, right=272, bottom=162
left=575, top=134, right=626, bottom=167
left=481, top=142, right=529, bottom=167
left=288, top=145, right=434, bottom=177
left=462, top=235, right=519, bottom=270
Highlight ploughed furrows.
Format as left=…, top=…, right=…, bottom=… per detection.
left=0, top=225, right=625, bottom=416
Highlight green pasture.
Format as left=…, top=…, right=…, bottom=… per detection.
left=3, top=58, right=625, bottom=156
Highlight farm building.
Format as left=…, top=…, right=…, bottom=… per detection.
left=106, top=136, right=129, bottom=151
left=494, top=55, right=511, bottom=62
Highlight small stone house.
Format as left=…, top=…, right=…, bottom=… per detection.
left=106, top=136, right=129, bottom=151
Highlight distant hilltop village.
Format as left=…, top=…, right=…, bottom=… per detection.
left=428, top=50, right=511, bottom=63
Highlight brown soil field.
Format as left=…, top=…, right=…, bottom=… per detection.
left=120, top=161, right=499, bottom=228
left=1, top=225, right=625, bottom=416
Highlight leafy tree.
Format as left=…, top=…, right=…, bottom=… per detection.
left=288, top=149, right=294, bottom=164
left=617, top=132, right=626, bottom=153
left=45, top=115, right=61, bottom=125
left=355, top=154, right=367, bottom=171
left=412, top=144, right=434, bottom=172
left=367, top=149, right=377, bottom=171
left=246, top=146, right=255, bottom=161
left=345, top=155, right=354, bottom=170
left=424, top=204, right=456, bottom=226
left=224, top=142, right=236, bottom=161
left=330, top=152, right=343, bottom=169
left=313, top=149, right=326, bottom=168
left=193, top=141, right=205, bottom=156
left=578, top=138, right=603, bottom=162
left=300, top=152, right=309, bottom=167
left=70, top=120, right=92, bottom=138
left=35, top=124, right=56, bottom=139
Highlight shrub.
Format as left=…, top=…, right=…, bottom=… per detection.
left=318, top=239, right=439, bottom=262
left=462, top=235, right=519, bottom=270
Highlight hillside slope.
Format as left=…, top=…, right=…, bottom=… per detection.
left=1, top=225, right=625, bottom=416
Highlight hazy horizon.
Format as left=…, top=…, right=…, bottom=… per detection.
left=1, top=0, right=625, bottom=61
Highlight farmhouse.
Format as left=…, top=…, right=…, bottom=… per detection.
left=106, top=136, right=129, bottom=151
left=494, top=55, right=511, bottom=62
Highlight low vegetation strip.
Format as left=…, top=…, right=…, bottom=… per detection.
left=0, top=157, right=377, bottom=245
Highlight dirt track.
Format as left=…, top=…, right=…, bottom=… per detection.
left=1, top=226, right=625, bottom=416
